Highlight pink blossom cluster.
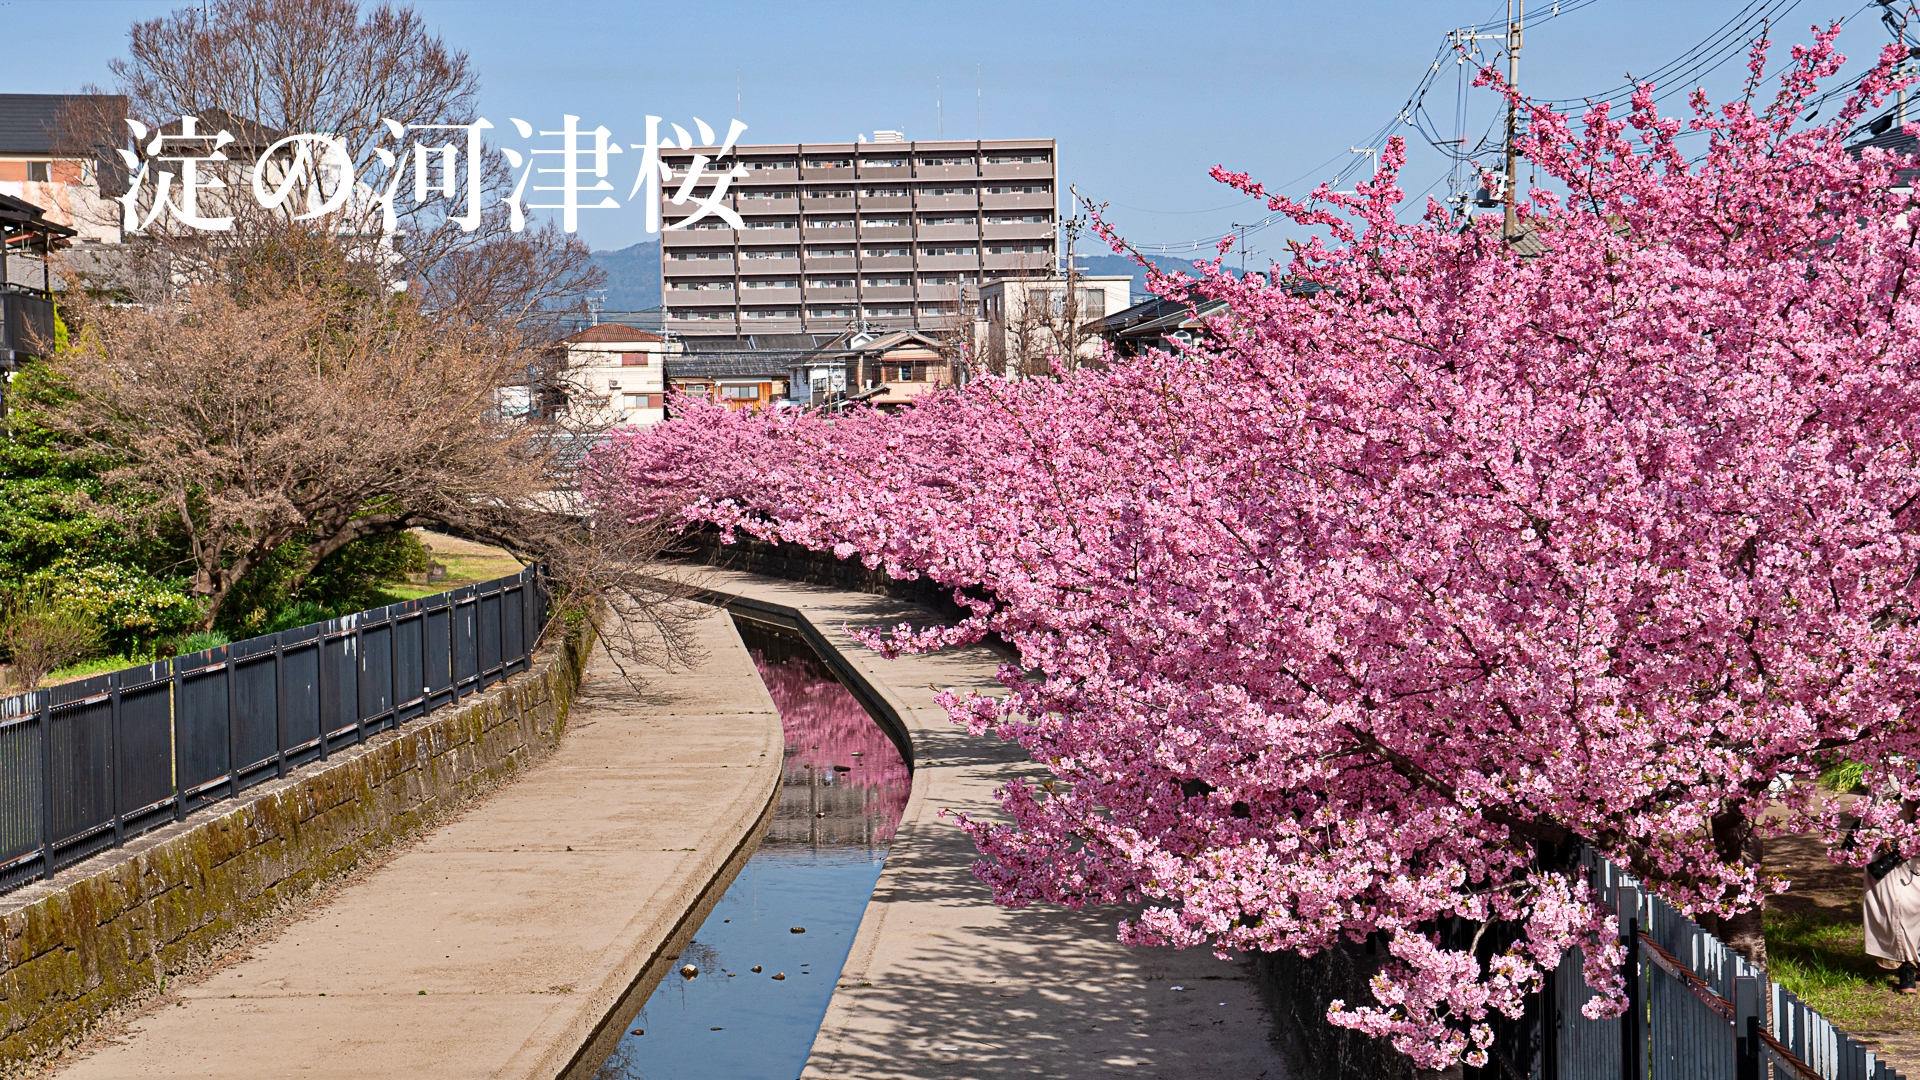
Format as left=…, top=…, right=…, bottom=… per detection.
left=588, top=28, right=1920, bottom=1068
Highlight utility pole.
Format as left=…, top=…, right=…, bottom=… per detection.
left=1504, top=0, right=1524, bottom=239
left=1063, top=189, right=1085, bottom=372
left=1233, top=222, right=1249, bottom=276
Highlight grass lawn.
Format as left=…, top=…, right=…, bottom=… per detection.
left=1764, top=829, right=1920, bottom=1069
left=380, top=529, right=523, bottom=601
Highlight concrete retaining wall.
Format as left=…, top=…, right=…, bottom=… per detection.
left=0, top=619, right=595, bottom=1071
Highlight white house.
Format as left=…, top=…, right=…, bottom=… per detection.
left=556, top=323, right=679, bottom=428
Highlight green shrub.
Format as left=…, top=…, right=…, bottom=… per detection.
left=25, top=561, right=201, bottom=654
left=221, top=531, right=430, bottom=636
left=168, top=630, right=231, bottom=655
left=1, top=591, right=102, bottom=689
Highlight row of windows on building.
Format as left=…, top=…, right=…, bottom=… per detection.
left=668, top=243, right=1052, bottom=261
left=673, top=275, right=965, bottom=290
left=729, top=185, right=1050, bottom=200
left=724, top=152, right=1050, bottom=172
left=677, top=213, right=1052, bottom=231
left=669, top=305, right=953, bottom=321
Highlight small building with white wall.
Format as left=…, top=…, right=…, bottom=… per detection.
left=556, top=323, right=679, bottom=428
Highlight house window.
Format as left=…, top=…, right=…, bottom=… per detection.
left=806, top=217, right=853, bottom=228
left=742, top=308, right=796, bottom=319
left=623, top=393, right=644, bottom=410
left=743, top=218, right=794, bottom=230
left=893, top=365, right=915, bottom=381
left=805, top=159, right=851, bottom=169
left=862, top=246, right=909, bottom=258
left=808, top=277, right=853, bottom=289
left=919, top=156, right=974, bottom=167
left=741, top=249, right=796, bottom=260
left=860, top=186, right=907, bottom=197
left=26, top=161, right=50, bottom=183
left=863, top=159, right=908, bottom=169
left=922, top=244, right=976, bottom=257
left=918, top=186, right=976, bottom=197
left=742, top=278, right=798, bottom=289
left=812, top=188, right=854, bottom=199
left=985, top=152, right=1050, bottom=165
left=722, top=384, right=761, bottom=400
left=984, top=184, right=1051, bottom=195
left=806, top=246, right=853, bottom=258
left=810, top=306, right=851, bottom=318
left=863, top=276, right=909, bottom=288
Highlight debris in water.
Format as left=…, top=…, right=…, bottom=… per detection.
left=710, top=1026, right=723, bottom=1031
left=773, top=972, right=786, bottom=980
left=1170, top=985, right=1185, bottom=991
left=791, top=927, right=806, bottom=934
left=681, top=964, right=698, bottom=979
left=631, top=1029, right=644, bottom=1036
left=751, top=966, right=763, bottom=973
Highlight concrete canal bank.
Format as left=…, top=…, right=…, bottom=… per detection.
left=36, top=607, right=783, bottom=1080
left=692, top=570, right=1288, bottom=1080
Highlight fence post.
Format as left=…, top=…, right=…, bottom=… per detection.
left=418, top=605, right=429, bottom=715
left=273, top=638, right=287, bottom=779
left=1618, top=885, right=1641, bottom=1080
left=225, top=648, right=240, bottom=800
left=37, top=689, right=53, bottom=881
left=317, top=632, right=332, bottom=762
left=109, top=671, right=122, bottom=849
left=388, top=609, right=400, bottom=727
left=171, top=658, right=186, bottom=821
left=1734, top=973, right=1762, bottom=1080
left=353, top=622, right=367, bottom=746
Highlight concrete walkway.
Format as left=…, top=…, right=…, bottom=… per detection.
left=695, top=570, right=1289, bottom=1080
left=47, top=607, right=783, bottom=1080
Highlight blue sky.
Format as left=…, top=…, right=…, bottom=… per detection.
left=0, top=0, right=1899, bottom=260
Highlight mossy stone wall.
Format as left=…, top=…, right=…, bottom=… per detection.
left=0, top=622, right=594, bottom=1071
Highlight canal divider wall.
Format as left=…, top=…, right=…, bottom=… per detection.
left=0, top=618, right=596, bottom=1073
left=685, top=569, right=1290, bottom=1080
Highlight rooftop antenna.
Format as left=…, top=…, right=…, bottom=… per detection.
left=736, top=69, right=742, bottom=119
left=977, top=64, right=982, bottom=139
left=587, top=291, right=605, bottom=327
left=937, top=77, right=943, bottom=139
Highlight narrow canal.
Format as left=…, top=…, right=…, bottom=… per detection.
left=591, top=614, right=912, bottom=1080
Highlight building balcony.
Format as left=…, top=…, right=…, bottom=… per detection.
left=918, top=254, right=980, bottom=272
left=914, top=164, right=977, bottom=180
left=804, top=285, right=857, bottom=301
left=804, top=254, right=857, bottom=271
left=914, top=280, right=964, bottom=299
left=737, top=224, right=799, bottom=241
left=663, top=227, right=737, bottom=248
left=735, top=197, right=799, bottom=215
left=802, top=193, right=856, bottom=210
left=981, top=190, right=1055, bottom=210
left=739, top=315, right=804, bottom=333
left=981, top=222, right=1056, bottom=241
left=738, top=286, right=802, bottom=304
left=983, top=252, right=1053, bottom=273
left=856, top=195, right=910, bottom=211
left=859, top=254, right=914, bottom=270
left=980, top=161, right=1054, bottom=180
left=858, top=224, right=913, bottom=241
left=668, top=313, right=739, bottom=332
left=861, top=285, right=915, bottom=302
left=736, top=163, right=799, bottom=183
left=915, top=223, right=979, bottom=241
left=663, top=288, right=737, bottom=307
left=914, top=193, right=979, bottom=211
left=856, top=161, right=911, bottom=178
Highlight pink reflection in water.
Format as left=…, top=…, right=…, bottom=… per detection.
left=743, top=634, right=911, bottom=846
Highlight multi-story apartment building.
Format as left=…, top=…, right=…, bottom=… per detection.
left=660, top=137, right=1056, bottom=337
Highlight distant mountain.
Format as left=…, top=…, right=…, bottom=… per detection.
left=1069, top=252, right=1218, bottom=300
left=590, top=240, right=660, bottom=310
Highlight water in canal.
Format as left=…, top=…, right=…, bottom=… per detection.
left=592, top=614, right=912, bottom=1080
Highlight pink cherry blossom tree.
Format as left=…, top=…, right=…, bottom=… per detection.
left=589, top=27, right=1920, bottom=1070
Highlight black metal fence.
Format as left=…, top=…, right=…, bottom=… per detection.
left=0, top=565, right=547, bottom=897
left=1481, top=847, right=1905, bottom=1080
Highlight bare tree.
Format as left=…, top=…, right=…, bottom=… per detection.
left=59, top=0, right=599, bottom=336
left=982, top=282, right=1102, bottom=379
